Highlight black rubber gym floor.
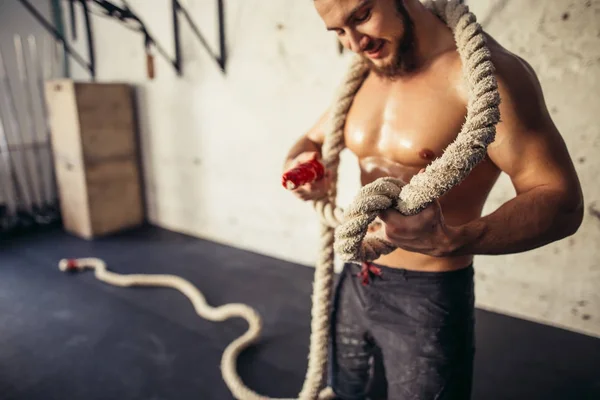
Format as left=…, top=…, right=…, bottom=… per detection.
left=1, top=225, right=599, bottom=399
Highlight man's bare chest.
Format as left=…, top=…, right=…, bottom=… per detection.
left=344, top=74, right=469, bottom=169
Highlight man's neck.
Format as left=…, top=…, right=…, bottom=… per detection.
left=405, top=1, right=457, bottom=71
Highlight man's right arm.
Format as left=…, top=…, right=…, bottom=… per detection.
left=283, top=110, right=332, bottom=201
left=283, top=109, right=329, bottom=170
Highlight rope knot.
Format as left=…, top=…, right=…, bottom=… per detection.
left=334, top=177, right=406, bottom=263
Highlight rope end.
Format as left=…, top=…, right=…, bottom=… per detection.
left=284, top=180, right=297, bottom=190
left=58, top=258, right=80, bottom=273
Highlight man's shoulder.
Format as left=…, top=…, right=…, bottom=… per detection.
left=488, top=40, right=542, bottom=93
left=487, top=39, right=550, bottom=130
left=444, top=35, right=546, bottom=121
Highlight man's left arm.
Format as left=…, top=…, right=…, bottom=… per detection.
left=447, top=56, right=584, bottom=256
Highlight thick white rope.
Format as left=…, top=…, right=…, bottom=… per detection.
left=58, top=2, right=499, bottom=399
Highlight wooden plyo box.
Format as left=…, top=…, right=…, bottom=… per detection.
left=45, top=80, right=144, bottom=239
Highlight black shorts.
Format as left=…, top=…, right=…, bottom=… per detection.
left=328, top=262, right=476, bottom=400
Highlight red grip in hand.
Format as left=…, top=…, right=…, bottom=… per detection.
left=282, top=159, right=325, bottom=190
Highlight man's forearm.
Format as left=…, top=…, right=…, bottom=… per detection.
left=448, top=187, right=584, bottom=256
left=284, top=135, right=322, bottom=169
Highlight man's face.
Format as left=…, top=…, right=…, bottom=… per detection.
left=315, top=0, right=417, bottom=78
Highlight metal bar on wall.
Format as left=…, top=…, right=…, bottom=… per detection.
left=69, top=0, right=78, bottom=40
left=17, top=0, right=94, bottom=79
left=50, top=0, right=70, bottom=77
left=92, top=0, right=180, bottom=75
left=172, top=0, right=182, bottom=75
left=173, top=0, right=227, bottom=73
left=217, top=0, right=226, bottom=71
left=80, top=0, right=96, bottom=79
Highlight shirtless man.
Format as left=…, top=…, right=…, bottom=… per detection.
left=283, top=0, right=584, bottom=398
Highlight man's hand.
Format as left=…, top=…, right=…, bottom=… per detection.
left=284, top=152, right=331, bottom=201
left=378, top=200, right=458, bottom=258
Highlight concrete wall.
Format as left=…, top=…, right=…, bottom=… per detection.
left=61, top=0, right=600, bottom=338
left=467, top=0, right=600, bottom=338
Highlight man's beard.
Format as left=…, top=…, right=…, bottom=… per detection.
left=364, top=2, right=418, bottom=79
